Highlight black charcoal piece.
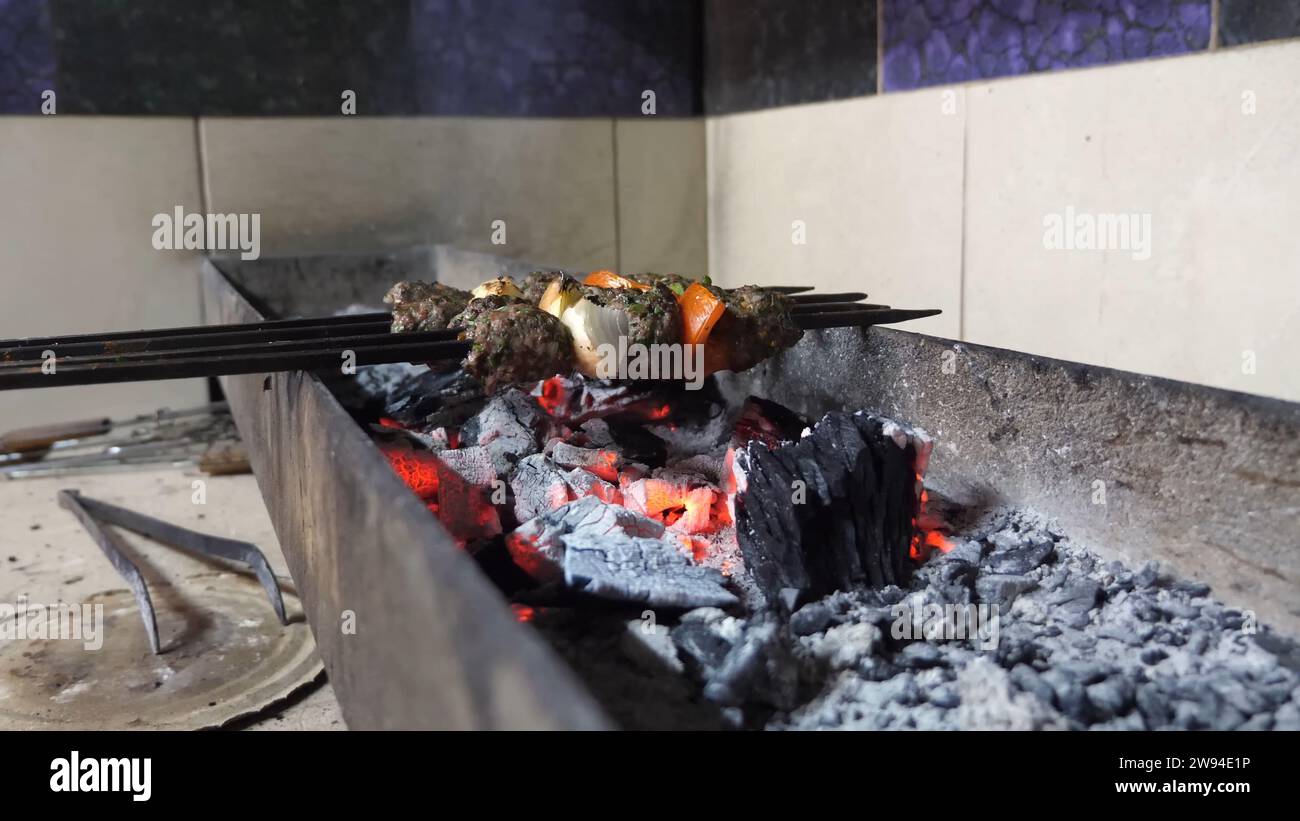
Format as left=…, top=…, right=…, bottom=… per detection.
left=1050, top=580, right=1103, bottom=616
left=462, top=387, right=549, bottom=475
left=987, top=541, right=1055, bottom=575
left=734, top=411, right=930, bottom=602
left=562, top=532, right=737, bottom=609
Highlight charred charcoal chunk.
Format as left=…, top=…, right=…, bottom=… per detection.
left=385, top=280, right=471, bottom=332
left=508, top=495, right=664, bottom=582
left=734, top=411, right=930, bottom=604
left=462, top=388, right=549, bottom=475
left=1050, top=580, right=1103, bottom=617
left=987, top=540, right=1055, bottom=575
left=509, top=454, right=571, bottom=524
left=562, top=532, right=737, bottom=609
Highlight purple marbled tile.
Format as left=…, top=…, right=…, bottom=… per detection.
left=410, top=0, right=703, bottom=116
left=0, top=0, right=56, bottom=114
left=883, top=0, right=1211, bottom=92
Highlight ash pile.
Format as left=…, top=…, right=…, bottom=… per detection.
left=330, top=363, right=1300, bottom=731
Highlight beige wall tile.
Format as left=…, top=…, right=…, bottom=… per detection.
left=965, top=41, right=1300, bottom=401
left=0, top=117, right=206, bottom=426
left=200, top=117, right=618, bottom=272
left=615, top=119, right=708, bottom=276
left=707, top=92, right=965, bottom=338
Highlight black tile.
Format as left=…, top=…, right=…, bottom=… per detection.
left=1220, top=0, right=1300, bottom=47
left=705, top=0, right=877, bottom=114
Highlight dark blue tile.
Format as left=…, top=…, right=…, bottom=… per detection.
left=410, top=0, right=703, bottom=116
left=15, top=0, right=702, bottom=116
left=0, top=0, right=57, bottom=114
left=705, top=0, right=877, bottom=114
left=882, top=0, right=1211, bottom=92
left=1220, top=0, right=1300, bottom=47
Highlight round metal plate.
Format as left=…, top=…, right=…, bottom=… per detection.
left=0, top=572, right=322, bottom=730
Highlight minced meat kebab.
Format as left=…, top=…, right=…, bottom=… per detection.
left=384, top=271, right=805, bottom=390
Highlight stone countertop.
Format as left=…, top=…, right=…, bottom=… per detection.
left=0, top=464, right=343, bottom=730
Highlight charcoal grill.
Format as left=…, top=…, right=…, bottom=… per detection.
left=200, top=246, right=1300, bottom=729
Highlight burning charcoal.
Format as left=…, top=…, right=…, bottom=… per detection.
left=941, top=539, right=983, bottom=566
left=508, top=495, right=665, bottom=582
left=510, top=454, right=571, bottom=523
left=563, top=532, right=738, bottom=609
left=667, top=454, right=725, bottom=484
left=622, top=473, right=722, bottom=536
left=434, top=446, right=496, bottom=488
left=550, top=441, right=621, bottom=482
left=730, top=395, right=808, bottom=450
left=406, top=426, right=454, bottom=451
left=434, top=459, right=502, bottom=545
left=382, top=443, right=442, bottom=499
left=532, top=374, right=663, bottom=424
left=562, top=467, right=621, bottom=504
left=612, top=423, right=670, bottom=465
left=734, top=411, right=932, bottom=604
left=576, top=418, right=616, bottom=448
left=462, top=388, right=549, bottom=475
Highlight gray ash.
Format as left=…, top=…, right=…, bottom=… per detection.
left=535, top=504, right=1300, bottom=730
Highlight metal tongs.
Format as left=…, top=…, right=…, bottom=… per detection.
left=58, top=490, right=288, bottom=654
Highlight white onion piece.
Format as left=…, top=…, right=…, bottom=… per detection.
left=472, top=277, right=523, bottom=300
left=559, top=296, right=631, bottom=377
left=539, top=278, right=582, bottom=317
